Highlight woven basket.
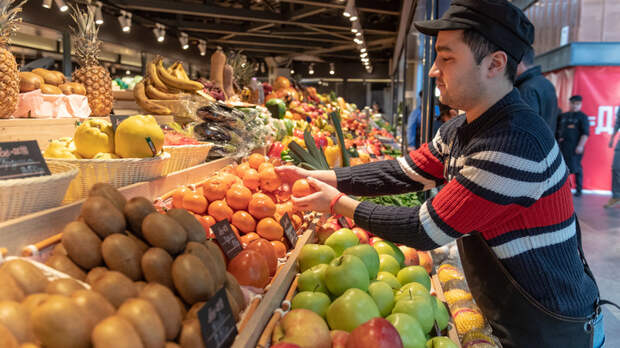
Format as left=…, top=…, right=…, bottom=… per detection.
left=162, top=143, right=213, bottom=175
left=0, top=161, right=78, bottom=222
left=48, top=152, right=171, bottom=203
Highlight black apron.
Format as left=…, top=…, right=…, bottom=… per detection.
left=457, top=220, right=600, bottom=348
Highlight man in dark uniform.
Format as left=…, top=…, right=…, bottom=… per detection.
left=557, top=95, right=590, bottom=196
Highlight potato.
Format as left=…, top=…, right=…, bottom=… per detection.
left=167, top=209, right=206, bottom=243
left=0, top=323, right=18, bottom=348
left=71, top=290, right=115, bottom=329
left=89, top=183, right=126, bottom=212
left=45, top=279, right=86, bottom=296
left=134, top=281, right=147, bottom=293
left=32, top=68, right=64, bottom=86
left=117, top=298, right=166, bottom=348
left=21, top=294, right=49, bottom=317
left=91, top=315, right=144, bottom=348
left=86, top=267, right=108, bottom=286
left=141, top=248, right=174, bottom=289
left=92, top=271, right=137, bottom=308
left=31, top=295, right=90, bottom=348
left=101, top=234, right=143, bottom=281
left=45, top=255, right=86, bottom=281
left=123, top=197, right=156, bottom=238
left=18, top=72, right=43, bottom=93
left=0, top=272, right=25, bottom=302
left=40, top=84, right=62, bottom=95
left=178, top=319, right=205, bottom=348
left=0, top=260, right=48, bottom=295
left=142, top=213, right=187, bottom=255
left=139, top=283, right=182, bottom=340
left=69, top=82, right=86, bottom=96
left=185, top=242, right=225, bottom=289
left=0, top=301, right=35, bottom=343
left=81, top=197, right=126, bottom=239
left=61, top=221, right=102, bottom=269
left=171, top=254, right=215, bottom=305
left=58, top=83, right=73, bottom=95
left=51, top=243, right=67, bottom=256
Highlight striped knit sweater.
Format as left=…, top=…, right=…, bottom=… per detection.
left=335, top=89, right=599, bottom=317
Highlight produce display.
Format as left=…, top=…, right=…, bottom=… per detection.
left=0, top=0, right=24, bottom=119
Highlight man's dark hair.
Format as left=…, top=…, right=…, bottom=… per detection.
left=521, top=46, right=535, bottom=66
left=461, top=29, right=518, bottom=83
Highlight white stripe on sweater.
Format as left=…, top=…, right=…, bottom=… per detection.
left=469, top=143, right=561, bottom=173
left=397, top=157, right=438, bottom=190
left=419, top=202, right=457, bottom=246
left=491, top=220, right=576, bottom=259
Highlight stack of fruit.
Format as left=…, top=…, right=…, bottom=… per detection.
left=18, top=69, right=85, bottom=96
left=271, top=226, right=457, bottom=348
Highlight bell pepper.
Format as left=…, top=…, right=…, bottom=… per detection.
left=313, top=134, right=328, bottom=149
left=293, top=129, right=304, bottom=139
left=324, top=145, right=341, bottom=168
left=268, top=141, right=284, bottom=158
left=74, top=119, right=115, bottom=159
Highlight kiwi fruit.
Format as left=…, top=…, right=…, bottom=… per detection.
left=185, top=302, right=204, bottom=320
left=0, top=272, right=25, bottom=302
left=139, top=283, right=183, bottom=341
left=45, top=279, right=86, bottom=296
left=178, top=319, right=205, bottom=348
left=71, top=290, right=115, bottom=329
left=0, top=323, right=18, bottom=348
left=91, top=315, right=144, bottom=348
left=185, top=242, right=225, bottom=289
left=21, top=294, right=49, bottom=317
left=127, top=232, right=149, bottom=254
left=0, top=260, right=48, bottom=295
left=86, top=267, right=108, bottom=286
left=142, top=213, right=188, bottom=255
left=134, top=281, right=147, bottom=293
left=101, top=234, right=143, bottom=281
left=92, top=271, right=137, bottom=308
left=61, top=221, right=102, bottom=269
left=89, top=183, right=127, bottom=212
left=167, top=209, right=206, bottom=243
left=0, top=301, right=35, bottom=343
left=51, top=243, right=67, bottom=256
left=81, top=196, right=126, bottom=239
left=225, top=272, right=246, bottom=308
left=45, top=255, right=87, bottom=281
left=171, top=254, right=215, bottom=305
left=203, top=240, right=226, bottom=272
left=176, top=296, right=188, bottom=318
left=31, top=295, right=90, bottom=348
left=118, top=298, right=166, bottom=348
left=225, top=289, right=241, bottom=321
left=165, top=343, right=180, bottom=348
left=123, top=197, right=156, bottom=238
left=141, top=248, right=174, bottom=289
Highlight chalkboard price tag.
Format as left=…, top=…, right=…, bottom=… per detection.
left=198, top=287, right=237, bottom=348
left=338, top=216, right=350, bottom=229
left=0, top=141, right=51, bottom=180
left=110, top=115, right=130, bottom=132
left=212, top=220, right=243, bottom=260
left=280, top=213, right=298, bottom=248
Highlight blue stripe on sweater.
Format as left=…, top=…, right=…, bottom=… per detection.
left=466, top=149, right=564, bottom=183
left=486, top=214, right=576, bottom=247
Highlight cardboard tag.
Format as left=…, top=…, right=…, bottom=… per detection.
left=212, top=220, right=243, bottom=260
left=280, top=213, right=298, bottom=248
left=198, top=287, right=237, bottom=348
left=0, top=141, right=51, bottom=180
left=109, top=115, right=130, bottom=132
left=338, top=216, right=350, bottom=229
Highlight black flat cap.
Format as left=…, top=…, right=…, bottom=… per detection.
left=569, top=95, right=583, bottom=102
left=414, top=0, right=534, bottom=62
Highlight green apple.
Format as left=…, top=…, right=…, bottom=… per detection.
left=326, top=288, right=381, bottom=332
left=425, top=337, right=459, bottom=348
left=325, top=228, right=359, bottom=256
left=298, top=264, right=330, bottom=295
left=379, top=254, right=401, bottom=275
left=324, top=255, right=370, bottom=296
left=432, top=296, right=450, bottom=331
left=373, top=240, right=405, bottom=266
left=342, top=244, right=380, bottom=279
left=392, top=296, right=435, bottom=334
left=376, top=272, right=401, bottom=290
left=397, top=266, right=431, bottom=291
left=386, top=313, right=426, bottom=348
left=298, top=244, right=336, bottom=272
left=368, top=281, right=395, bottom=317
left=395, top=282, right=431, bottom=303
left=291, top=291, right=331, bottom=318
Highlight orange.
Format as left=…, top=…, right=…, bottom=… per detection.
left=248, top=153, right=266, bottom=170
left=242, top=168, right=260, bottom=191
left=258, top=162, right=274, bottom=173
left=227, top=249, right=269, bottom=288
left=208, top=200, right=233, bottom=221
left=256, top=217, right=284, bottom=241
left=236, top=161, right=251, bottom=177
left=292, top=179, right=314, bottom=198
left=259, top=167, right=282, bottom=192
left=270, top=240, right=287, bottom=258
left=291, top=214, right=302, bottom=229
left=230, top=224, right=241, bottom=240
left=172, top=186, right=190, bottom=209
left=275, top=183, right=291, bottom=203
left=182, top=190, right=207, bottom=214
left=203, top=176, right=229, bottom=202
left=274, top=202, right=293, bottom=221
left=197, top=215, right=216, bottom=239
left=248, top=193, right=276, bottom=220
left=246, top=238, right=277, bottom=276
left=240, top=232, right=260, bottom=247
left=226, top=184, right=252, bottom=210
left=231, top=210, right=256, bottom=234
left=219, top=173, right=238, bottom=188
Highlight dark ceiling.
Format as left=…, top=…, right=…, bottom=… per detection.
left=106, top=0, right=402, bottom=62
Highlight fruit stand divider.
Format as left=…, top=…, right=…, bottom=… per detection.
left=0, top=157, right=235, bottom=256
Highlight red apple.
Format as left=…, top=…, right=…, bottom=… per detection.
left=345, top=217, right=355, bottom=228
left=271, top=344, right=301, bottom=348
left=345, top=318, right=403, bottom=348
left=272, top=309, right=331, bottom=348
left=352, top=227, right=369, bottom=244
left=369, top=237, right=383, bottom=246
left=399, top=245, right=419, bottom=266
left=317, top=223, right=339, bottom=244
left=417, top=251, right=433, bottom=274
left=330, top=330, right=350, bottom=348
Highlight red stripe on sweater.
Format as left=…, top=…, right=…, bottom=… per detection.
left=409, top=144, right=444, bottom=179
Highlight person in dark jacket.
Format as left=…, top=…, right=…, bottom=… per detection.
left=605, top=106, right=620, bottom=208
left=515, top=47, right=559, bottom=134
left=557, top=95, right=590, bottom=196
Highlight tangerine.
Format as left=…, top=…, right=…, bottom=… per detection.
left=258, top=162, right=274, bottom=173
left=208, top=200, right=233, bottom=221
left=226, top=185, right=252, bottom=210
left=270, top=240, right=287, bottom=258
left=292, top=179, right=314, bottom=198
left=240, top=232, right=260, bottom=247
left=198, top=215, right=216, bottom=238
left=172, top=186, right=190, bottom=209
left=291, top=214, right=302, bottom=229
left=204, top=176, right=229, bottom=202
left=256, top=217, right=284, bottom=241
left=248, top=153, right=266, bottom=170
left=236, top=161, right=251, bottom=177
left=248, top=193, right=276, bottom=220
left=259, top=168, right=282, bottom=192
left=219, top=173, right=238, bottom=188
left=242, top=169, right=260, bottom=191
left=231, top=210, right=256, bottom=234
left=182, top=190, right=207, bottom=214
left=274, top=201, right=294, bottom=221
left=230, top=224, right=241, bottom=240
left=275, top=183, right=291, bottom=203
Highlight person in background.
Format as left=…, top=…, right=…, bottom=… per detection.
left=406, top=91, right=423, bottom=151
left=557, top=95, right=590, bottom=197
left=432, top=100, right=459, bottom=137
left=515, top=46, right=559, bottom=134
left=371, top=101, right=383, bottom=114
left=604, top=106, right=620, bottom=208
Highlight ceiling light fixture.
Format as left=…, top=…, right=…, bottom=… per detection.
left=95, top=1, right=104, bottom=25
left=290, top=69, right=295, bottom=75
left=308, top=63, right=315, bottom=75
left=329, top=62, right=335, bottom=75
left=42, top=0, right=52, bottom=9
left=118, top=11, right=131, bottom=33
left=153, top=23, right=166, bottom=43
left=360, top=47, right=367, bottom=53
left=349, top=7, right=358, bottom=21
left=343, top=0, right=354, bottom=17
left=54, top=0, right=68, bottom=12
left=353, top=38, right=363, bottom=45
left=179, top=32, right=189, bottom=50
left=198, top=39, right=207, bottom=56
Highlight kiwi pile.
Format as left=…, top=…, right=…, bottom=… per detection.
left=0, top=183, right=246, bottom=348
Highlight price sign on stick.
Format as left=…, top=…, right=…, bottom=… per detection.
left=109, top=115, right=130, bottom=132
left=0, top=141, right=51, bottom=180
left=198, top=288, right=237, bottom=348
left=211, top=220, right=243, bottom=260
left=280, top=213, right=298, bottom=248
left=338, top=216, right=350, bottom=229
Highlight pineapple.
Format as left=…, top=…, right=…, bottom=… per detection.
left=0, top=0, right=26, bottom=119
left=69, top=2, right=113, bottom=116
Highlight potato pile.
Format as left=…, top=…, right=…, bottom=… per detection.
left=0, top=183, right=245, bottom=348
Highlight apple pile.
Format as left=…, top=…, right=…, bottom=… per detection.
left=272, top=228, right=457, bottom=348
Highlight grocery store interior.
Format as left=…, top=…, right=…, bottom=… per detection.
left=1, top=0, right=619, bottom=347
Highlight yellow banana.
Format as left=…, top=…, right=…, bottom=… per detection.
left=167, top=61, right=178, bottom=74
left=156, top=60, right=203, bottom=91
left=147, top=58, right=168, bottom=91
left=145, top=80, right=181, bottom=100
left=174, top=63, right=191, bottom=81
left=133, top=81, right=172, bottom=114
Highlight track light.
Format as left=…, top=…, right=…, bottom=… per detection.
left=329, top=63, right=335, bottom=75
left=118, top=11, right=131, bottom=33
left=153, top=24, right=166, bottom=43
left=290, top=69, right=295, bottom=75
left=353, top=38, right=363, bottom=45
left=95, top=1, right=104, bottom=25
left=343, top=0, right=354, bottom=17
left=198, top=39, right=207, bottom=56
left=179, top=32, right=189, bottom=50
left=125, top=70, right=131, bottom=75
left=54, top=0, right=68, bottom=12
left=360, top=52, right=368, bottom=58
left=308, top=63, right=315, bottom=75
left=360, top=47, right=367, bottom=53
left=349, top=7, right=358, bottom=21
left=42, top=0, right=52, bottom=9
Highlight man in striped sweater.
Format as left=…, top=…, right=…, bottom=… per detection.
left=278, top=1, right=603, bottom=346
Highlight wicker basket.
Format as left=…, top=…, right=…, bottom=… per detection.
left=0, top=161, right=78, bottom=222
left=162, top=143, right=213, bottom=175
left=48, top=152, right=171, bottom=203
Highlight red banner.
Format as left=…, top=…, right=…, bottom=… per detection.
left=546, top=66, right=620, bottom=191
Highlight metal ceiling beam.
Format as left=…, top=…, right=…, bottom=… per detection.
left=303, top=37, right=395, bottom=55
left=278, top=0, right=400, bottom=16
left=211, top=39, right=324, bottom=50
left=299, top=24, right=353, bottom=41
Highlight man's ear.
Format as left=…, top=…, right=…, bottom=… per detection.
left=486, top=51, right=508, bottom=78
